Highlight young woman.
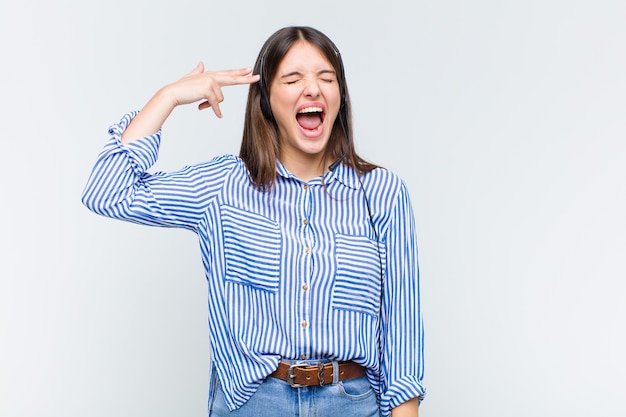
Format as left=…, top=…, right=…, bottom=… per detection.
left=82, top=26, right=424, bottom=417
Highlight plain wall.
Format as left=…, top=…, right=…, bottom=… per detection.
left=1, top=0, right=625, bottom=416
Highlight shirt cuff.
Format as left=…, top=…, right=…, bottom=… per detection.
left=104, top=110, right=162, bottom=174
left=380, top=375, right=426, bottom=416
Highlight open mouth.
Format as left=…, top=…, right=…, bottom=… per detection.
left=296, top=106, right=324, bottom=131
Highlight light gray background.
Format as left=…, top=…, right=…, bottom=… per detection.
left=1, top=0, right=625, bottom=416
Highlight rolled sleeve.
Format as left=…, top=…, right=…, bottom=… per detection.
left=381, top=374, right=426, bottom=413
left=104, top=110, right=162, bottom=174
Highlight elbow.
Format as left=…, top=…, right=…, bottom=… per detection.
left=80, top=185, right=94, bottom=211
left=81, top=186, right=102, bottom=215
left=80, top=184, right=116, bottom=217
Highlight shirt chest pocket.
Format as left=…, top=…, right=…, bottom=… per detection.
left=332, top=234, right=386, bottom=316
left=221, top=205, right=282, bottom=293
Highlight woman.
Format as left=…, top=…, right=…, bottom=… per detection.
left=82, top=26, right=424, bottom=417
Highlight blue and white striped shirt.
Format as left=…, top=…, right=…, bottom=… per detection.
left=81, top=112, right=425, bottom=416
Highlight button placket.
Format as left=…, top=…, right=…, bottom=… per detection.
left=298, top=181, right=313, bottom=359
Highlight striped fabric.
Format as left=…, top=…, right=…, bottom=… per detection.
left=81, top=112, right=425, bottom=416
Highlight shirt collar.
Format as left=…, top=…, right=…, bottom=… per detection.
left=275, top=160, right=360, bottom=190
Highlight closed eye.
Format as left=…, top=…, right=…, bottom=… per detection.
left=318, top=69, right=337, bottom=83
left=280, top=69, right=337, bottom=85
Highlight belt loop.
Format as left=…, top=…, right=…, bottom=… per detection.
left=332, top=361, right=339, bottom=384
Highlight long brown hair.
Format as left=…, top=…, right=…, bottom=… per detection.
left=240, top=26, right=377, bottom=189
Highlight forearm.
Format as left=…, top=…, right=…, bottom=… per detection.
left=391, top=398, right=419, bottom=417
left=121, top=87, right=176, bottom=144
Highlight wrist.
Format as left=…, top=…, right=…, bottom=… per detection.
left=154, top=85, right=179, bottom=109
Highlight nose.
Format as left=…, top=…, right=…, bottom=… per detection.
left=303, top=77, right=321, bottom=98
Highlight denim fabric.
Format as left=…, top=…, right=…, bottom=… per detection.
left=209, top=372, right=380, bottom=417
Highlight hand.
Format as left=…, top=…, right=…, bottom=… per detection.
left=120, top=62, right=259, bottom=144
left=162, top=62, right=260, bottom=118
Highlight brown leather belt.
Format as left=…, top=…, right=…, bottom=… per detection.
left=270, top=361, right=366, bottom=388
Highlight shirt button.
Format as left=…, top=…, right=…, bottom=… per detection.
left=304, top=248, right=310, bottom=254
left=303, top=184, right=308, bottom=190
left=301, top=354, right=307, bottom=360
left=301, top=321, right=308, bottom=328
left=303, top=219, right=309, bottom=225
left=302, top=284, right=308, bottom=291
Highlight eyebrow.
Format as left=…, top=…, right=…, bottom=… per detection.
left=279, top=69, right=337, bottom=79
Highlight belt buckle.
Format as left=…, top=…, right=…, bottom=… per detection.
left=287, top=363, right=308, bottom=388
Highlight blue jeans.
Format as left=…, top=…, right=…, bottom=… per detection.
left=208, top=363, right=380, bottom=417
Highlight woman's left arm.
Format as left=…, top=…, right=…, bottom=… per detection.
left=379, top=179, right=425, bottom=415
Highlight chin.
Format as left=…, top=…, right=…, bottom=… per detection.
left=300, top=138, right=330, bottom=155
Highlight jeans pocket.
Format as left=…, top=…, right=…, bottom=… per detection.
left=337, top=376, right=375, bottom=401
left=222, top=205, right=281, bottom=292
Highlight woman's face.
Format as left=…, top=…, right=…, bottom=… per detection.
left=269, top=40, right=341, bottom=169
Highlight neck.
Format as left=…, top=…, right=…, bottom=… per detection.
left=280, top=153, right=329, bottom=181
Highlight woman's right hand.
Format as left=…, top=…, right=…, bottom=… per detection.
left=162, top=62, right=260, bottom=118
left=121, top=62, right=259, bottom=144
